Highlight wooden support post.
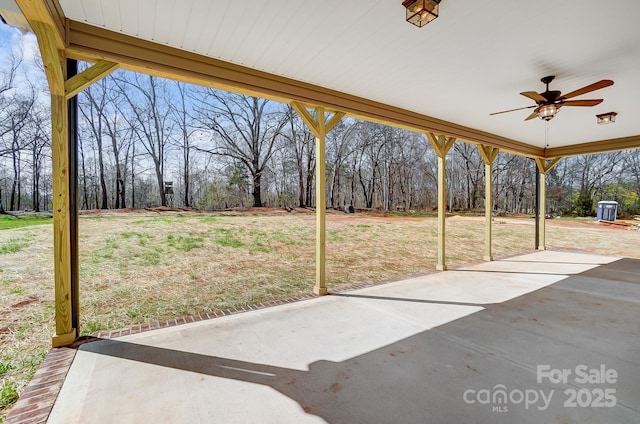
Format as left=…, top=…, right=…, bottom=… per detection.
left=534, top=157, right=563, bottom=252
left=26, top=14, right=76, bottom=346
left=427, top=133, right=456, bottom=271
left=478, top=145, right=499, bottom=261
left=436, top=155, right=447, bottom=270
left=51, top=90, right=75, bottom=347
left=21, top=5, right=122, bottom=344
left=291, top=102, right=344, bottom=294
left=315, top=107, right=327, bottom=295
left=538, top=171, right=546, bottom=250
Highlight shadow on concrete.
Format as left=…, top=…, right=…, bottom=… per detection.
left=80, top=258, right=640, bottom=424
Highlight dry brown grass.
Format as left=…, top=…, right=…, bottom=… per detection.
left=0, top=210, right=638, bottom=417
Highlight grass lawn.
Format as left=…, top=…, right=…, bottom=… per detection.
left=0, top=210, right=638, bottom=418
left=0, top=214, right=52, bottom=231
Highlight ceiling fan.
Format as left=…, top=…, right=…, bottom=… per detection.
left=490, top=76, right=614, bottom=121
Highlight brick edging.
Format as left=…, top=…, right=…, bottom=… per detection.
left=5, top=347, right=76, bottom=424
left=92, top=293, right=318, bottom=339
left=89, top=271, right=442, bottom=340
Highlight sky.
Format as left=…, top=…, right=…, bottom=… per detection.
left=0, top=21, right=44, bottom=89
left=0, top=19, right=39, bottom=65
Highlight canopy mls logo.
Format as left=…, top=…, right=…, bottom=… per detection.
left=463, top=384, right=553, bottom=412
left=462, top=364, right=618, bottom=413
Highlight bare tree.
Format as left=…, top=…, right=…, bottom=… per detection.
left=78, top=124, right=91, bottom=210
left=281, top=106, right=316, bottom=207
left=7, top=89, right=37, bottom=210
left=352, top=122, right=387, bottom=209
left=117, top=74, right=174, bottom=206
left=26, top=103, right=50, bottom=211
left=625, top=149, right=640, bottom=201
left=0, top=47, right=23, bottom=212
left=192, top=90, right=290, bottom=207
left=171, top=81, right=197, bottom=207
left=102, top=78, right=133, bottom=209
left=327, top=119, right=359, bottom=209
left=79, top=78, right=110, bottom=209
left=453, top=142, right=483, bottom=209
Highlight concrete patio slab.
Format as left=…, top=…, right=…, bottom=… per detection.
left=44, top=251, right=640, bottom=423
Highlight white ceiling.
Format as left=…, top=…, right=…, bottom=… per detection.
left=57, top=0, right=640, bottom=149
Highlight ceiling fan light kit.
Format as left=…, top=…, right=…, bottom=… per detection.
left=596, top=112, right=617, bottom=125
left=490, top=76, right=614, bottom=122
left=538, top=104, right=558, bottom=121
left=402, top=0, right=441, bottom=27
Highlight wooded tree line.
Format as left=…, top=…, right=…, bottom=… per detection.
left=1, top=45, right=639, bottom=217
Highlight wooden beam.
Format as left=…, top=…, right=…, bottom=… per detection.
left=325, top=111, right=346, bottom=133
left=545, top=135, right=640, bottom=157
left=436, top=154, right=447, bottom=271
left=532, top=157, right=563, bottom=251
left=30, top=21, right=64, bottom=96
left=427, top=133, right=456, bottom=271
left=20, top=1, right=76, bottom=345
left=315, top=107, right=327, bottom=295
left=291, top=105, right=344, bottom=295
left=65, top=60, right=119, bottom=100
left=15, top=0, right=66, bottom=50
left=538, top=172, right=547, bottom=251
left=535, top=156, right=563, bottom=174
left=478, top=145, right=499, bottom=261
left=291, top=102, right=320, bottom=137
left=65, top=20, right=543, bottom=157
left=427, top=133, right=456, bottom=157
left=51, top=92, right=76, bottom=347
left=478, top=144, right=499, bottom=166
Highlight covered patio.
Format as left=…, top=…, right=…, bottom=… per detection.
left=1, top=0, right=639, bottom=422
left=1, top=0, right=637, bottom=348
left=8, top=250, right=640, bottom=423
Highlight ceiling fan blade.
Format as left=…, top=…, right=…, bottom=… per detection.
left=525, top=111, right=539, bottom=121
left=558, top=99, right=603, bottom=107
left=559, top=80, right=614, bottom=100
left=520, top=91, right=546, bottom=103
left=490, top=104, right=537, bottom=115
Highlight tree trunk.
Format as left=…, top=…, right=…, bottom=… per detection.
left=131, top=142, right=136, bottom=209
left=297, top=162, right=305, bottom=207
left=32, top=144, right=41, bottom=212
left=306, top=165, right=314, bottom=207
left=252, top=171, right=262, bottom=207
left=10, top=145, right=18, bottom=211
left=115, top=169, right=121, bottom=209
left=183, top=140, right=190, bottom=208
left=98, top=145, right=108, bottom=209
left=155, top=161, right=166, bottom=206
left=183, top=167, right=190, bottom=208
left=79, top=138, right=89, bottom=210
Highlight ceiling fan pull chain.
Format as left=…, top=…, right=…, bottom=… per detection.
left=545, top=120, right=550, bottom=149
